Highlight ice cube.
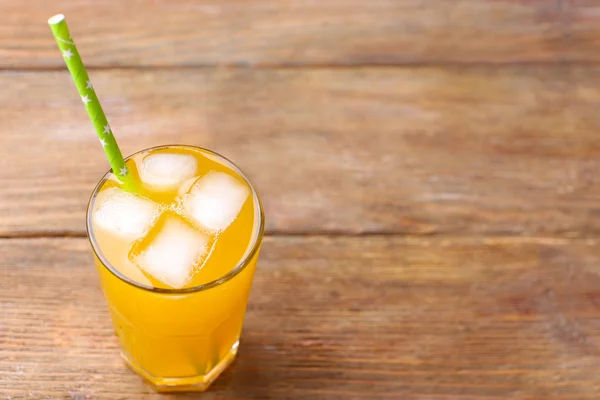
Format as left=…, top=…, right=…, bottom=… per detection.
left=140, top=152, right=198, bottom=191
left=94, top=188, right=158, bottom=238
left=183, top=171, right=250, bottom=232
left=132, top=215, right=209, bottom=288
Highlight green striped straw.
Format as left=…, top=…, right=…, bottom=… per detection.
left=48, top=14, right=137, bottom=191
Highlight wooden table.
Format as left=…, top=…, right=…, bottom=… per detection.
left=3, top=1, right=600, bottom=398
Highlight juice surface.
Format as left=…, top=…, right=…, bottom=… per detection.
left=90, top=146, right=258, bottom=289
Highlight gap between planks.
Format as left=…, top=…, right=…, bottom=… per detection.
left=1, top=60, right=600, bottom=73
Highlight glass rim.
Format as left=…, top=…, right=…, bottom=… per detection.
left=85, top=144, right=265, bottom=295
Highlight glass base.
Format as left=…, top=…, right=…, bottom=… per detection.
left=121, top=342, right=238, bottom=393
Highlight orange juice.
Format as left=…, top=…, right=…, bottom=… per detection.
left=86, top=145, right=264, bottom=392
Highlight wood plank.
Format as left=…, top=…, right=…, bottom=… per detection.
left=3, top=66, right=600, bottom=236
left=0, top=0, right=573, bottom=68
left=567, top=0, right=600, bottom=62
left=2, top=236, right=600, bottom=398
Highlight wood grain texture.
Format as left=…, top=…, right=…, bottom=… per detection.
left=2, top=236, right=600, bottom=399
left=3, top=66, right=600, bottom=236
left=566, top=0, right=600, bottom=62
left=0, top=0, right=582, bottom=68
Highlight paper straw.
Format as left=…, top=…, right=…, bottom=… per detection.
left=48, top=14, right=137, bottom=191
